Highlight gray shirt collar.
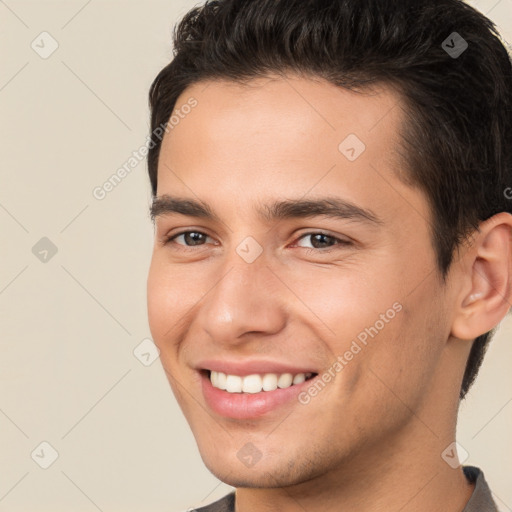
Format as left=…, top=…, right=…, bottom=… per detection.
left=462, top=466, right=498, bottom=511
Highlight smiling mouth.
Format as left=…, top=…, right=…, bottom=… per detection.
left=203, top=369, right=318, bottom=394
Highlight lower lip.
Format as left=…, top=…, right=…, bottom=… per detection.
left=200, top=371, right=316, bottom=419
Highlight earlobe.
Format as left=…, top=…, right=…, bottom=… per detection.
left=451, top=213, right=512, bottom=341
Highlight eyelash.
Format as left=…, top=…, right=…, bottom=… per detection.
left=162, top=230, right=352, bottom=254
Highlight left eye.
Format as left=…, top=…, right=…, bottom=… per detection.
left=294, top=232, right=351, bottom=251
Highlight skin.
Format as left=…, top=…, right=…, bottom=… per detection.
left=147, top=74, right=512, bottom=512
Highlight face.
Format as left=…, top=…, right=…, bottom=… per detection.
left=147, top=75, right=456, bottom=487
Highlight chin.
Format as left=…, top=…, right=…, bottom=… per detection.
left=198, top=444, right=325, bottom=490
left=202, top=462, right=292, bottom=489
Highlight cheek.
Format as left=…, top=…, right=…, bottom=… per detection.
left=293, top=263, right=440, bottom=388
left=147, top=267, right=166, bottom=338
left=283, top=262, right=399, bottom=338
left=147, top=259, right=184, bottom=345
left=358, top=290, right=448, bottom=410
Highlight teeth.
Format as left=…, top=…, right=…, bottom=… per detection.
left=262, top=373, right=278, bottom=391
left=209, top=371, right=314, bottom=393
left=277, top=373, right=293, bottom=388
left=225, top=374, right=243, bottom=393
left=292, top=373, right=306, bottom=385
left=242, top=374, right=263, bottom=394
left=217, top=371, right=227, bottom=390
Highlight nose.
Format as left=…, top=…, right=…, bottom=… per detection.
left=197, top=253, right=288, bottom=347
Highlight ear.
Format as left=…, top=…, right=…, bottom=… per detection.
left=451, top=212, right=512, bottom=341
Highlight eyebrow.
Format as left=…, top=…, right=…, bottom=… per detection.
left=149, top=194, right=383, bottom=226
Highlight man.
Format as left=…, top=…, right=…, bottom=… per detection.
left=146, top=0, right=512, bottom=510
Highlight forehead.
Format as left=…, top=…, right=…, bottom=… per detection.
left=180, top=74, right=401, bottom=122
left=155, top=75, right=430, bottom=234
left=165, top=75, right=404, bottom=152
left=158, top=75, right=405, bottom=184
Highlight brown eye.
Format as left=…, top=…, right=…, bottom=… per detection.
left=295, top=232, right=351, bottom=251
left=165, top=230, right=213, bottom=248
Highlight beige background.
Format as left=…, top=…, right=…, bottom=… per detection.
left=0, top=0, right=511, bottom=510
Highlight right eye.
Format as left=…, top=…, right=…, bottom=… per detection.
left=163, top=230, right=215, bottom=249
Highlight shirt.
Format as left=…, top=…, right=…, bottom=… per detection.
left=191, top=466, right=498, bottom=512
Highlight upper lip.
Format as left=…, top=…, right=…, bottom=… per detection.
left=196, top=359, right=318, bottom=376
